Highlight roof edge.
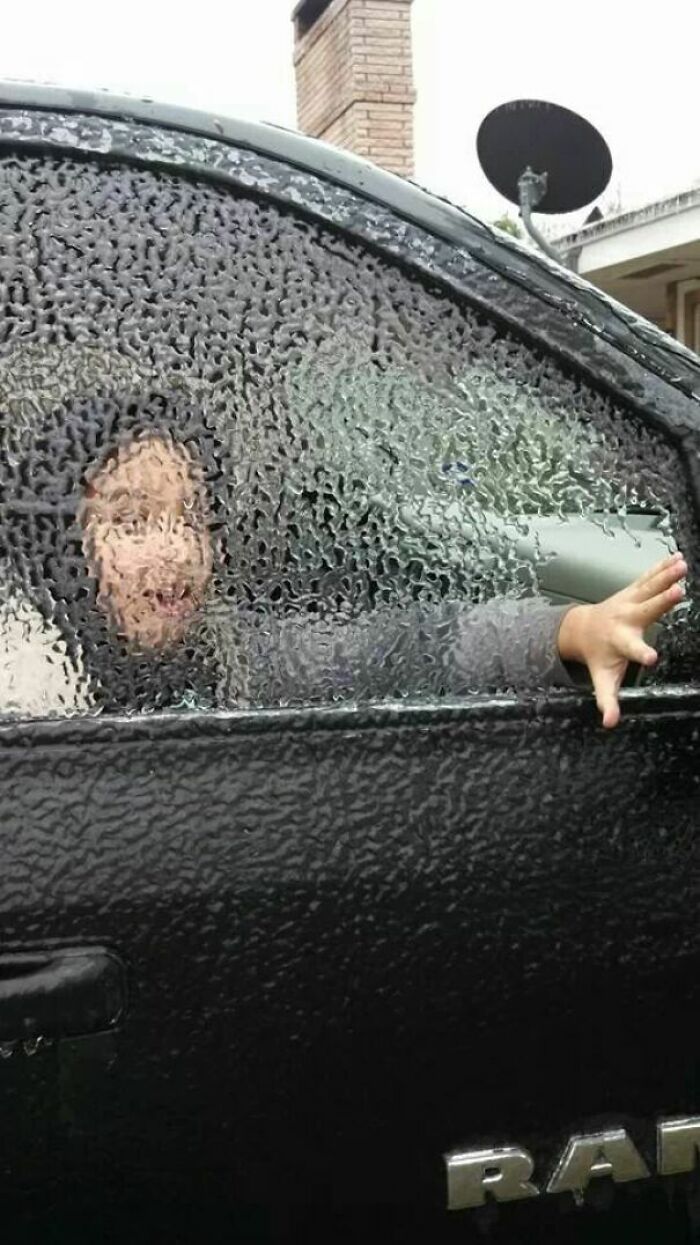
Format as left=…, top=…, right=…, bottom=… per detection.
left=558, top=184, right=700, bottom=248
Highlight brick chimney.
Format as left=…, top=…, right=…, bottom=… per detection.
left=292, top=0, right=415, bottom=178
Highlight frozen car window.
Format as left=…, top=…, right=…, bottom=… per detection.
left=0, top=154, right=695, bottom=716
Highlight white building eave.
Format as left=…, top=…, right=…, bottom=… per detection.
left=558, top=188, right=700, bottom=275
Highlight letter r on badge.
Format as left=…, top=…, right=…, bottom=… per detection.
left=445, top=1146, right=540, bottom=1210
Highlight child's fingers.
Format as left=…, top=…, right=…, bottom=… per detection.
left=619, top=631, right=658, bottom=667
left=629, top=553, right=686, bottom=602
left=591, top=667, right=622, bottom=730
left=602, top=703, right=621, bottom=730
left=633, top=581, right=684, bottom=627
left=628, top=552, right=680, bottom=592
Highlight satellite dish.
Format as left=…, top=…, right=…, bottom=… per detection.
left=476, top=100, right=612, bottom=265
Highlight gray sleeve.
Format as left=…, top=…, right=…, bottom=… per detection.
left=423, top=596, right=577, bottom=693
left=250, top=597, right=579, bottom=703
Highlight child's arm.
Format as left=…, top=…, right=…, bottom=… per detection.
left=558, top=552, right=686, bottom=729
left=250, top=553, right=686, bottom=721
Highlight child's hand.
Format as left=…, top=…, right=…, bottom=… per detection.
left=557, top=551, right=687, bottom=729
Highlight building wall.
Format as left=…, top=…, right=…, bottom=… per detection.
left=294, top=0, right=415, bottom=178
left=559, top=192, right=700, bottom=350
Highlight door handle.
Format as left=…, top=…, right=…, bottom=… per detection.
left=0, top=948, right=126, bottom=1042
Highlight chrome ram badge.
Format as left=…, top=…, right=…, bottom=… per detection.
left=446, top=1117, right=700, bottom=1210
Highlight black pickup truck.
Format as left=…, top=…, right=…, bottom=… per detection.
left=0, top=85, right=699, bottom=1244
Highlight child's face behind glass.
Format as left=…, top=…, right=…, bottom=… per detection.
left=80, top=436, right=214, bottom=652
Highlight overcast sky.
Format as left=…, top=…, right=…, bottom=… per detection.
left=1, top=0, right=698, bottom=228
